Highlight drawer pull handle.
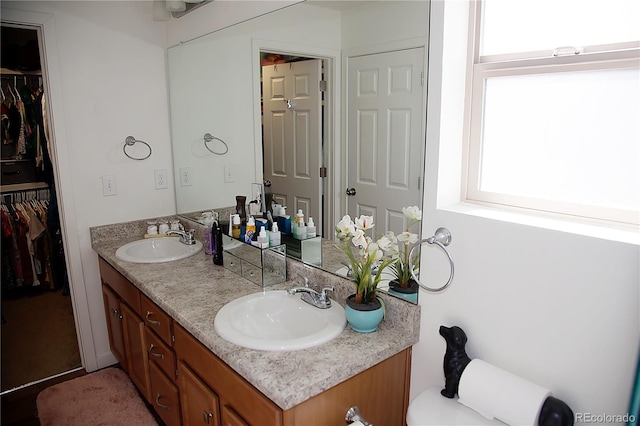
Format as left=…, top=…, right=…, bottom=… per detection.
left=155, top=393, right=171, bottom=410
left=203, top=410, right=213, bottom=423
left=148, top=343, right=165, bottom=359
left=146, top=311, right=161, bottom=326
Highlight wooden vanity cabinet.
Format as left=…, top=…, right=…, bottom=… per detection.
left=174, top=324, right=282, bottom=426
left=174, top=323, right=412, bottom=426
left=100, top=257, right=412, bottom=426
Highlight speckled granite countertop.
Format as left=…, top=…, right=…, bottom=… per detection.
left=91, top=218, right=420, bottom=410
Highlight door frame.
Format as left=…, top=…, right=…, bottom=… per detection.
left=252, top=39, right=341, bottom=238
left=1, top=9, right=96, bottom=371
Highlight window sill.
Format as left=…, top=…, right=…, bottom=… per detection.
left=440, top=202, right=640, bottom=245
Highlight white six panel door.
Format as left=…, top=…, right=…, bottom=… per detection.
left=347, top=48, right=425, bottom=236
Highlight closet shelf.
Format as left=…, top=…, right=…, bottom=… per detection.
left=1, top=182, right=48, bottom=193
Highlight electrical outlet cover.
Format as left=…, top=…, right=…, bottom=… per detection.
left=180, top=167, right=193, bottom=187
left=155, top=169, right=168, bottom=189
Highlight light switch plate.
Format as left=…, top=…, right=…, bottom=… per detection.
left=102, top=175, right=117, bottom=196
left=224, top=165, right=236, bottom=183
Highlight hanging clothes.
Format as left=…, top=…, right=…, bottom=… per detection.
left=0, top=190, right=58, bottom=292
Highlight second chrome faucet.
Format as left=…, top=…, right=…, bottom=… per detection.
left=287, top=278, right=334, bottom=309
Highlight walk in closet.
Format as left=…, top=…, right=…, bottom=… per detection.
left=1, top=25, right=81, bottom=393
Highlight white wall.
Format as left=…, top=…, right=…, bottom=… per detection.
left=413, top=0, right=640, bottom=419
left=2, top=1, right=176, bottom=369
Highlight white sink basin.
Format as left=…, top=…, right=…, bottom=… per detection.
left=116, top=238, right=203, bottom=263
left=214, top=290, right=346, bottom=351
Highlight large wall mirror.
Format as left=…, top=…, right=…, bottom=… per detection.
left=168, top=1, right=430, bottom=303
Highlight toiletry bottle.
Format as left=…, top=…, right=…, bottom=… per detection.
left=291, top=209, right=306, bottom=239
left=270, top=222, right=281, bottom=246
left=203, top=213, right=214, bottom=255
left=235, top=195, right=247, bottom=224
left=257, top=228, right=269, bottom=248
left=307, top=217, right=316, bottom=238
left=245, top=216, right=256, bottom=243
left=296, top=221, right=307, bottom=240
left=231, top=214, right=241, bottom=239
left=213, top=222, right=224, bottom=265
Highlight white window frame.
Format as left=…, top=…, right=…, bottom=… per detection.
left=464, top=1, right=640, bottom=226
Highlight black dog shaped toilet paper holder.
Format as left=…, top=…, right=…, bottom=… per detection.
left=439, top=325, right=574, bottom=426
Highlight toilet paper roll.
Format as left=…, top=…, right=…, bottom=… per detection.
left=457, top=359, right=551, bottom=426
left=348, top=422, right=365, bottom=426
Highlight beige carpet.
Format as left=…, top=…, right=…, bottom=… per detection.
left=36, top=367, right=158, bottom=426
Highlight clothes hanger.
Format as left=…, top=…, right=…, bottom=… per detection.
left=13, top=77, right=21, bottom=102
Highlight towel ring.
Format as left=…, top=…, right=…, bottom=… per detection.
left=123, top=136, right=152, bottom=160
left=409, top=227, right=455, bottom=293
left=203, top=133, right=229, bottom=155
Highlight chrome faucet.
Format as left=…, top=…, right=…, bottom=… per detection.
left=287, top=278, right=334, bottom=309
left=166, top=229, right=196, bottom=245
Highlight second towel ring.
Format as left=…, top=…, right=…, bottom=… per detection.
left=203, top=133, right=229, bottom=155
left=409, top=227, right=455, bottom=293
left=123, top=136, right=152, bottom=160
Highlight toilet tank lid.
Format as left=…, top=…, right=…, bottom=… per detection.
left=407, top=387, right=503, bottom=426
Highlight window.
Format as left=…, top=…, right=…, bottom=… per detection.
left=465, top=0, right=640, bottom=226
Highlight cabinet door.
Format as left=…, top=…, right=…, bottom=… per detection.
left=178, top=362, right=220, bottom=426
left=102, top=284, right=126, bottom=368
left=150, top=361, right=181, bottom=426
left=220, top=404, right=249, bottom=426
left=121, top=303, right=150, bottom=402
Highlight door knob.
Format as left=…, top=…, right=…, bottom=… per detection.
left=346, top=188, right=356, bottom=196
left=263, top=179, right=271, bottom=187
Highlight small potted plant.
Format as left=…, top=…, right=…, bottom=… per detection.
left=336, top=214, right=396, bottom=332
left=387, top=206, right=422, bottom=303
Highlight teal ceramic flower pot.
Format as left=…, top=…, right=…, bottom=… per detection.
left=388, top=279, right=419, bottom=303
left=345, top=294, right=383, bottom=333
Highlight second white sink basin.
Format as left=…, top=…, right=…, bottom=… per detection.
left=214, top=290, right=346, bottom=351
left=116, top=238, right=203, bottom=263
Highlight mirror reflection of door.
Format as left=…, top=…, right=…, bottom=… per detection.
left=347, top=47, right=425, bottom=236
left=262, top=57, right=323, bottom=235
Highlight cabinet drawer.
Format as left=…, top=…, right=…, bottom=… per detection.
left=223, top=253, right=242, bottom=275
left=1, top=160, right=37, bottom=185
left=99, top=258, right=141, bottom=313
left=141, top=293, right=173, bottom=346
left=241, top=261, right=262, bottom=286
left=150, top=362, right=181, bottom=426
left=174, top=324, right=282, bottom=426
left=145, top=326, right=176, bottom=382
